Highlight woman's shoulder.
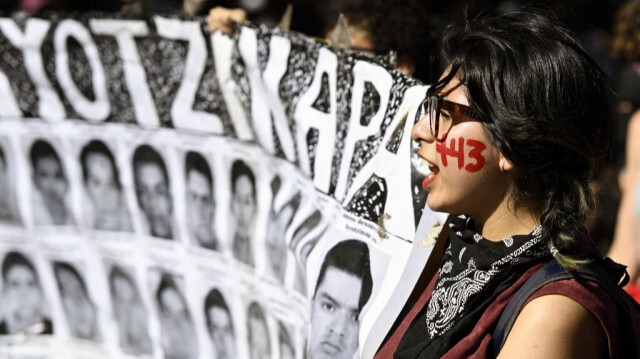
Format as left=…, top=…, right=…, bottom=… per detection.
left=499, top=275, right=617, bottom=358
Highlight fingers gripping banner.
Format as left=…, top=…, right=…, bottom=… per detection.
left=0, top=12, right=445, bottom=359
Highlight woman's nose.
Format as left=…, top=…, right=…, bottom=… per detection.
left=411, top=112, right=435, bottom=143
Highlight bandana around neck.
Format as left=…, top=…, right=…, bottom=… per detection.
left=394, top=215, right=551, bottom=358
left=426, top=215, right=548, bottom=338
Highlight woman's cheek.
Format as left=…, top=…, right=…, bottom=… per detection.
left=435, top=136, right=487, bottom=173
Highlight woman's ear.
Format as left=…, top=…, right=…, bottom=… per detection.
left=499, top=153, right=514, bottom=173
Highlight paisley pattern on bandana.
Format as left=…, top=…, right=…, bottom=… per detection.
left=425, top=215, right=548, bottom=338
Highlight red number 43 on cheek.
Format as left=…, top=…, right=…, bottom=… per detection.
left=436, top=137, right=486, bottom=173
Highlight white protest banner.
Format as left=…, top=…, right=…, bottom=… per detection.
left=0, top=12, right=445, bottom=359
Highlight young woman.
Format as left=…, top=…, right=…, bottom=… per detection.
left=209, top=5, right=624, bottom=358
left=376, top=9, right=620, bottom=359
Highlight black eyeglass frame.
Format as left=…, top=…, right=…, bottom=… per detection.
left=415, top=88, right=484, bottom=142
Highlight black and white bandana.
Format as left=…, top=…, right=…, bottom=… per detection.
left=426, top=214, right=548, bottom=337
left=394, top=215, right=552, bottom=358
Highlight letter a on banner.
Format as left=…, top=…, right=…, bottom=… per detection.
left=293, top=48, right=338, bottom=194
left=334, top=60, right=392, bottom=201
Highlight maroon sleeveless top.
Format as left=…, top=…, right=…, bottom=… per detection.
left=375, top=262, right=619, bottom=358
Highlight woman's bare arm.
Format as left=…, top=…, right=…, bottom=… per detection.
left=498, top=294, right=606, bottom=359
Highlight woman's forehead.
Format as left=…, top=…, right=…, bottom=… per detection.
left=438, top=76, right=471, bottom=106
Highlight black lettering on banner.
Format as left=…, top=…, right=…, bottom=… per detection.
left=334, top=60, right=392, bottom=202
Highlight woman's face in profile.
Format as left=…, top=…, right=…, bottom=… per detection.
left=411, top=71, right=507, bottom=217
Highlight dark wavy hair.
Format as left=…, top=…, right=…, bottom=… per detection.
left=432, top=9, right=612, bottom=270
left=341, top=0, right=437, bottom=82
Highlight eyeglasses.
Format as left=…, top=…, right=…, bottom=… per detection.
left=415, top=88, right=484, bottom=142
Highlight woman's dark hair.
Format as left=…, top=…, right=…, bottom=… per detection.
left=433, top=9, right=612, bottom=270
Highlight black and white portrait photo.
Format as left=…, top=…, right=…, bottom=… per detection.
left=230, top=160, right=257, bottom=266
left=132, top=144, right=174, bottom=239
left=155, top=273, right=198, bottom=359
left=30, top=139, right=74, bottom=226
left=80, top=140, right=132, bottom=232
left=0, top=143, right=21, bottom=224
left=308, top=240, right=372, bottom=359
left=52, top=261, right=100, bottom=341
left=185, top=151, right=218, bottom=250
left=108, top=266, right=152, bottom=355
left=0, top=251, right=52, bottom=335
left=247, top=301, right=271, bottom=359
left=204, top=288, right=235, bottom=359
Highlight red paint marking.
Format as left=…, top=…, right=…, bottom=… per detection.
left=465, top=139, right=486, bottom=173
left=436, top=142, right=447, bottom=167
left=435, top=137, right=487, bottom=173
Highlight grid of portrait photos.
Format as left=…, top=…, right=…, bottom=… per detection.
left=0, top=118, right=327, bottom=358
left=0, top=118, right=418, bottom=359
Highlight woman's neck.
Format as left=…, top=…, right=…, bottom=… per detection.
left=471, top=196, right=540, bottom=242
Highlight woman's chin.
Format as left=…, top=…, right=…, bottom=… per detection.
left=426, top=196, right=458, bottom=215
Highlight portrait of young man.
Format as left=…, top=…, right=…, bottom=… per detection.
left=80, top=140, right=132, bottom=232
left=30, top=139, right=74, bottom=226
left=204, top=287, right=235, bottom=359
left=108, top=265, right=152, bottom=355
left=132, top=144, right=174, bottom=239
left=247, top=301, right=271, bottom=359
left=155, top=273, right=198, bottom=359
left=0, top=251, right=52, bottom=335
left=185, top=151, right=218, bottom=250
left=53, top=261, right=100, bottom=341
left=230, top=159, right=257, bottom=266
left=308, top=239, right=373, bottom=359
